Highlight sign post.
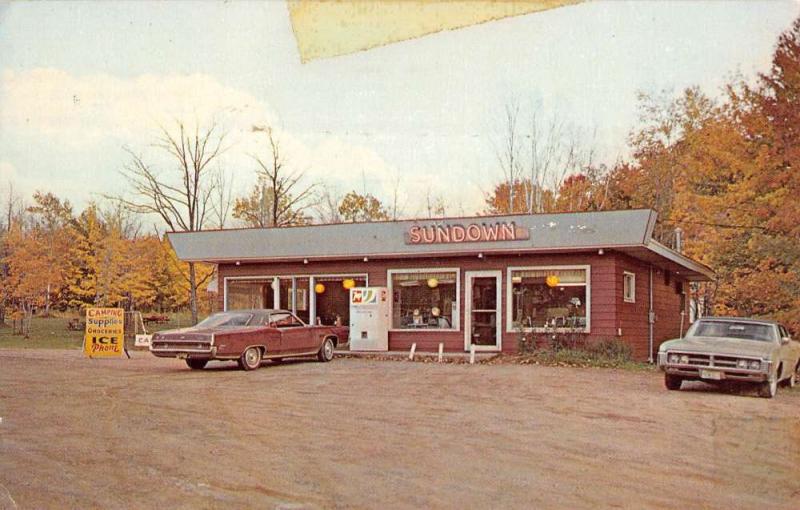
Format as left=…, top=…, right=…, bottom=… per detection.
left=83, top=308, right=128, bottom=359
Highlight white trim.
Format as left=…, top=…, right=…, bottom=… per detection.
left=623, top=271, right=636, bottom=303
left=506, top=264, right=591, bottom=334
left=223, top=273, right=368, bottom=312
left=387, top=267, right=461, bottom=332
left=464, top=270, right=503, bottom=352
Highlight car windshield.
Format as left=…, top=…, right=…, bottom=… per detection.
left=689, top=320, right=776, bottom=342
left=195, top=312, right=253, bottom=328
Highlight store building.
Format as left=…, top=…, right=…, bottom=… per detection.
left=167, top=209, right=713, bottom=361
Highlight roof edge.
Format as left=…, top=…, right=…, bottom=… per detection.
left=646, top=240, right=715, bottom=281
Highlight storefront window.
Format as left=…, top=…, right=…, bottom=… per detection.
left=510, top=267, right=588, bottom=331
left=294, top=277, right=310, bottom=323
left=391, top=270, right=458, bottom=329
left=226, top=279, right=275, bottom=310
left=314, top=276, right=367, bottom=326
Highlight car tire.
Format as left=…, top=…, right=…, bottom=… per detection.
left=788, top=366, right=797, bottom=389
left=664, top=374, right=683, bottom=391
left=317, top=337, right=334, bottom=362
left=185, top=358, right=208, bottom=370
left=757, top=378, right=778, bottom=398
left=240, top=347, right=262, bottom=371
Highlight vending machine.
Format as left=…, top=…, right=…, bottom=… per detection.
left=349, top=287, right=390, bottom=351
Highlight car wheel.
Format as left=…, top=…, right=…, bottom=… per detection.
left=758, top=378, right=778, bottom=398
left=664, top=374, right=683, bottom=391
left=185, top=358, right=208, bottom=370
left=788, top=366, right=797, bottom=389
left=317, top=337, right=334, bottom=362
left=240, top=347, right=262, bottom=371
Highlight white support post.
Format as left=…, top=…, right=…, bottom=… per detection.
left=469, top=345, right=476, bottom=364
left=438, top=343, right=444, bottom=363
left=409, top=343, right=417, bottom=361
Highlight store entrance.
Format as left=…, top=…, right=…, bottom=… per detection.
left=464, top=271, right=502, bottom=352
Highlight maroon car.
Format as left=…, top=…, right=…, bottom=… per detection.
left=149, top=309, right=347, bottom=370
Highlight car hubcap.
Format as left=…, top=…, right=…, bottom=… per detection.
left=770, top=379, right=777, bottom=396
left=246, top=349, right=258, bottom=366
left=325, top=341, right=333, bottom=359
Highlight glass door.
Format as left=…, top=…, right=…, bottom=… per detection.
left=464, top=271, right=502, bottom=352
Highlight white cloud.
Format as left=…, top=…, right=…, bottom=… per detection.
left=0, top=68, right=271, bottom=148
left=0, top=68, right=484, bottom=218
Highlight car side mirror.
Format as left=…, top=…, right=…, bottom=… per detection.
left=781, top=336, right=790, bottom=345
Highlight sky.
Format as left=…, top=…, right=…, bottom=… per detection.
left=0, top=1, right=798, bottom=223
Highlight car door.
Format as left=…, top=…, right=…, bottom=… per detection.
left=268, top=312, right=312, bottom=354
left=779, top=325, right=800, bottom=375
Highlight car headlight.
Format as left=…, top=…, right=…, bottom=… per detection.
left=749, top=360, right=761, bottom=370
left=737, top=359, right=748, bottom=369
left=668, top=354, right=680, bottom=364
left=680, top=355, right=689, bottom=364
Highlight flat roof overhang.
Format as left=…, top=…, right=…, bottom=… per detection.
left=167, top=210, right=714, bottom=281
left=180, top=243, right=713, bottom=282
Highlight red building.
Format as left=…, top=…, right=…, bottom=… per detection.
left=168, top=209, right=713, bottom=361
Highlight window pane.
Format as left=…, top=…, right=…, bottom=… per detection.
left=512, top=269, right=585, bottom=284
left=392, top=271, right=457, bottom=329
left=294, top=277, right=310, bottom=323
left=226, top=280, right=275, bottom=310
left=511, top=269, right=587, bottom=329
left=315, top=276, right=367, bottom=326
left=279, top=277, right=293, bottom=312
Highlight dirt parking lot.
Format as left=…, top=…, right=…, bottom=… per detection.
left=1, top=349, right=799, bottom=509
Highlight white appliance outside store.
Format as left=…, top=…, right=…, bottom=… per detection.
left=349, top=287, right=390, bottom=351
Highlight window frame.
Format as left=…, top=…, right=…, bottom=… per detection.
left=387, top=267, right=461, bottom=332
left=623, top=271, right=636, bottom=303
left=505, top=264, right=591, bottom=334
left=223, top=273, right=369, bottom=322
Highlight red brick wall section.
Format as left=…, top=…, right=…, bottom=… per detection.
left=216, top=251, right=682, bottom=360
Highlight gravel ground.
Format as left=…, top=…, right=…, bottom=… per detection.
left=1, top=349, right=798, bottom=509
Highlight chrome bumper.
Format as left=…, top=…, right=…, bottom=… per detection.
left=658, top=352, right=770, bottom=382
left=150, top=345, right=216, bottom=359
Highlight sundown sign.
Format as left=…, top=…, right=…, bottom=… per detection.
left=83, top=308, right=125, bottom=358
left=406, top=222, right=529, bottom=245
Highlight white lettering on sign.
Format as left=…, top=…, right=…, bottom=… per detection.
left=406, top=222, right=529, bottom=245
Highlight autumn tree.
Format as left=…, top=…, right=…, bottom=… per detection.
left=115, top=121, right=226, bottom=324
left=338, top=191, right=389, bottom=222
left=25, top=191, right=73, bottom=314
left=489, top=101, right=594, bottom=215
left=233, top=126, right=315, bottom=228
left=484, top=178, right=555, bottom=215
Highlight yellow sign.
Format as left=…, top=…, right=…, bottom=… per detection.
left=83, top=308, right=125, bottom=358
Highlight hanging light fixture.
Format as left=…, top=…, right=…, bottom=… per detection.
left=314, top=283, right=326, bottom=294
left=545, top=274, right=560, bottom=288
left=427, top=277, right=439, bottom=288
left=342, top=278, right=356, bottom=290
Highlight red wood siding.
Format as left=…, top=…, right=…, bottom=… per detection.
left=615, top=254, right=687, bottom=361
left=216, top=250, right=683, bottom=361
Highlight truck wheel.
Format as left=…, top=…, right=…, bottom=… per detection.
left=664, top=374, right=683, bottom=391
left=240, top=347, right=262, bottom=371
left=757, top=378, right=778, bottom=398
left=317, top=337, right=334, bottom=362
left=186, top=358, right=208, bottom=370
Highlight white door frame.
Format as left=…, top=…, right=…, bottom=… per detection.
left=464, top=270, right=502, bottom=352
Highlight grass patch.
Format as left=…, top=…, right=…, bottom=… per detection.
left=0, top=312, right=207, bottom=350
left=0, top=316, right=84, bottom=349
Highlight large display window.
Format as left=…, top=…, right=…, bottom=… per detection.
left=508, top=266, right=590, bottom=332
left=313, top=275, right=367, bottom=326
left=389, top=269, right=459, bottom=330
left=225, top=279, right=275, bottom=310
